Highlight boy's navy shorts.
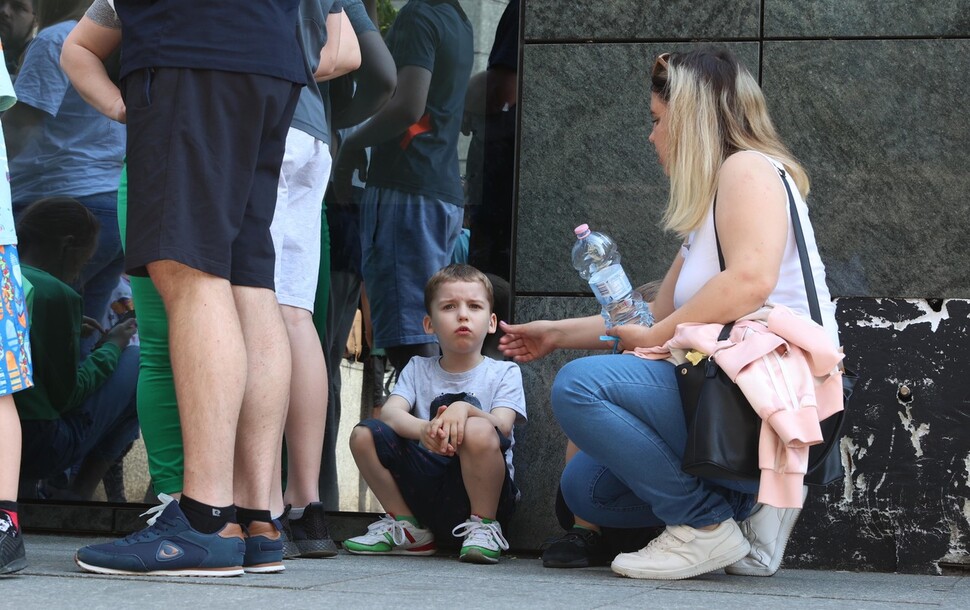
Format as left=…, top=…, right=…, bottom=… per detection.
left=356, top=418, right=518, bottom=544
left=122, top=67, right=300, bottom=289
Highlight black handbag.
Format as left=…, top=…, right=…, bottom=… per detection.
left=678, top=167, right=855, bottom=486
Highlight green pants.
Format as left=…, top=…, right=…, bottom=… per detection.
left=118, top=167, right=184, bottom=495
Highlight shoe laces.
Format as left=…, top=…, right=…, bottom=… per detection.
left=369, top=514, right=413, bottom=546
left=633, top=527, right=683, bottom=556
left=120, top=493, right=180, bottom=543
left=139, top=493, right=177, bottom=526
left=451, top=519, right=509, bottom=551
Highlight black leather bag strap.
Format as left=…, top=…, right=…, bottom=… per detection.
left=713, top=166, right=823, bottom=325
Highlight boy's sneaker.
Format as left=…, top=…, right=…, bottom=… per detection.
left=611, top=520, right=749, bottom=580
left=281, top=503, right=338, bottom=558
left=452, top=515, right=509, bottom=565
left=342, top=514, right=436, bottom=556
left=542, top=526, right=611, bottom=568
left=725, top=504, right=802, bottom=577
left=242, top=521, right=284, bottom=573
left=74, top=500, right=246, bottom=577
left=0, top=512, right=26, bottom=575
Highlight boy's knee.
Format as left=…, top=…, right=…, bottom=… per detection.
left=459, top=418, right=500, bottom=453
left=349, top=424, right=376, bottom=455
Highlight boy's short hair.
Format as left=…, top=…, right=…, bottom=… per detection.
left=424, top=264, right=494, bottom=314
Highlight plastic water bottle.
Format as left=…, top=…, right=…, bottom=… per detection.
left=572, top=224, right=654, bottom=328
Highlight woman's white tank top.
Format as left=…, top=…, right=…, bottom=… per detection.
left=673, top=152, right=840, bottom=347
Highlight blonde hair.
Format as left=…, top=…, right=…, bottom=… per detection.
left=651, top=48, right=809, bottom=237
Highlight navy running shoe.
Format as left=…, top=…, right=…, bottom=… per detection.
left=243, top=520, right=284, bottom=573
left=74, top=501, right=245, bottom=576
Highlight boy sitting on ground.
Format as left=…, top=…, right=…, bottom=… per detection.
left=344, top=264, right=526, bottom=564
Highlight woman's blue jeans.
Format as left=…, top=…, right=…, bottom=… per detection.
left=552, top=354, right=757, bottom=530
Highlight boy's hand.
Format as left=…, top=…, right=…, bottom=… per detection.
left=80, top=316, right=104, bottom=339
left=420, top=419, right=452, bottom=456
left=103, top=318, right=137, bottom=350
left=436, top=402, right=471, bottom=449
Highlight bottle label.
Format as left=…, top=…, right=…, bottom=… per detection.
left=588, top=265, right=633, bottom=305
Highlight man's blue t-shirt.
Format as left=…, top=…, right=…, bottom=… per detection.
left=365, top=0, right=473, bottom=205
left=343, top=0, right=378, bottom=35
left=10, top=21, right=125, bottom=205
left=113, top=0, right=307, bottom=85
left=291, top=0, right=343, bottom=144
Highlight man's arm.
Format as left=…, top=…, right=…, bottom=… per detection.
left=331, top=29, right=395, bottom=129
left=316, top=11, right=361, bottom=82
left=340, top=64, right=429, bottom=151
left=331, top=65, right=430, bottom=200
left=60, top=16, right=124, bottom=122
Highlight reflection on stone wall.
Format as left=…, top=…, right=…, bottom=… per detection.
left=514, top=0, right=970, bottom=574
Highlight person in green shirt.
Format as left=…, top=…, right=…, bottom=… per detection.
left=14, top=197, right=138, bottom=500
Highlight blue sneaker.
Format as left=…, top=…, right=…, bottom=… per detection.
left=74, top=501, right=245, bottom=577
left=243, top=520, right=284, bottom=573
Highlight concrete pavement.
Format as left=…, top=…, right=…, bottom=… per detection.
left=2, top=534, right=968, bottom=608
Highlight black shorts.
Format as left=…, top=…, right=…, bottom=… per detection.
left=357, top=418, right=518, bottom=545
left=122, top=68, right=300, bottom=288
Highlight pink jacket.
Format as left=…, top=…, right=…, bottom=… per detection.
left=632, top=305, right=844, bottom=508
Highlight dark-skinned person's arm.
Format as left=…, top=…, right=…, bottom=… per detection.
left=332, top=65, right=430, bottom=201
left=331, top=30, right=396, bottom=130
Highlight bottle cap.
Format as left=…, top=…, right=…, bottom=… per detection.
left=574, top=224, right=590, bottom=238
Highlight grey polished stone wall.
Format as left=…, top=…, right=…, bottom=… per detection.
left=509, top=297, right=599, bottom=546
left=762, top=39, right=970, bottom=298
left=513, top=0, right=970, bottom=573
left=524, top=0, right=760, bottom=41
left=765, top=1, right=970, bottom=37
left=517, top=42, right=758, bottom=294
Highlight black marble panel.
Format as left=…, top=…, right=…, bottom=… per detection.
left=516, top=42, right=758, bottom=294
left=523, top=0, right=761, bottom=41
left=762, top=40, right=970, bottom=298
left=508, top=296, right=602, bottom=549
left=765, top=0, right=970, bottom=38
left=787, top=298, right=970, bottom=574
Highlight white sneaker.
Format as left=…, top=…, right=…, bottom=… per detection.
left=724, top=504, right=802, bottom=576
left=452, top=516, right=509, bottom=564
left=342, top=514, right=436, bottom=555
left=611, top=520, right=750, bottom=580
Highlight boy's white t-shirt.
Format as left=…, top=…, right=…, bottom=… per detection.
left=391, top=355, right=527, bottom=478
left=0, top=41, right=18, bottom=246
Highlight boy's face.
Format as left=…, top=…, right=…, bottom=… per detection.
left=423, top=280, right=496, bottom=355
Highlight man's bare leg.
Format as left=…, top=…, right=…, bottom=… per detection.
left=232, top=285, right=291, bottom=513
left=149, top=260, right=245, bottom=508
left=279, top=304, right=327, bottom=509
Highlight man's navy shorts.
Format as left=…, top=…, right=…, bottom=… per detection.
left=122, top=67, right=300, bottom=288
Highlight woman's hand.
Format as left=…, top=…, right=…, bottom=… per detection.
left=498, top=320, right=560, bottom=362
left=609, top=323, right=662, bottom=352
